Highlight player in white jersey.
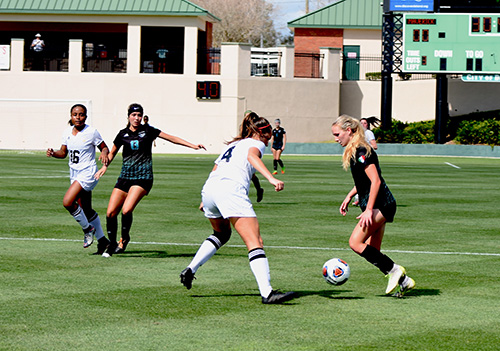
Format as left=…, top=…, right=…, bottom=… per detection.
left=180, top=112, right=295, bottom=304
left=47, top=104, right=110, bottom=254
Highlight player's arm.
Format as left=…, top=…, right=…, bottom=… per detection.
left=356, top=164, right=381, bottom=227
left=369, top=139, right=378, bottom=150
left=247, top=147, right=283, bottom=192
left=47, top=145, right=68, bottom=159
left=282, top=133, right=286, bottom=151
left=157, top=131, right=206, bottom=150
left=340, top=186, right=357, bottom=216
left=97, top=141, right=110, bottom=166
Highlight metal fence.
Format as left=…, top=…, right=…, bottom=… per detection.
left=341, top=54, right=434, bottom=81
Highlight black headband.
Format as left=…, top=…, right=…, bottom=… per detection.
left=128, top=105, right=143, bottom=116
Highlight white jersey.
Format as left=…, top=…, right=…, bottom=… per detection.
left=61, top=125, right=103, bottom=171
left=364, top=129, right=375, bottom=143
left=206, top=138, right=265, bottom=193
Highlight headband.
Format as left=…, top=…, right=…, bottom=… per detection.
left=128, top=105, right=143, bottom=116
left=258, top=124, right=271, bottom=130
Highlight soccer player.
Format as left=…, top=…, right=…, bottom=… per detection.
left=47, top=104, right=111, bottom=254
left=332, top=115, right=415, bottom=297
left=95, top=103, right=205, bottom=257
left=180, top=112, right=295, bottom=304
left=270, top=118, right=286, bottom=174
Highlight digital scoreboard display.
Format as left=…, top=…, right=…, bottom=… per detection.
left=402, top=13, right=500, bottom=74
left=196, top=81, right=221, bottom=99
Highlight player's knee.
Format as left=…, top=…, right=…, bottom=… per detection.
left=349, top=239, right=364, bottom=255
left=207, top=229, right=232, bottom=249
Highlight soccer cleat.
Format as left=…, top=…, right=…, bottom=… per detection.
left=102, top=241, right=117, bottom=258
left=272, top=171, right=278, bottom=175
left=399, top=276, right=416, bottom=296
left=83, top=225, right=95, bottom=248
left=262, top=290, right=296, bottom=304
left=114, top=238, right=129, bottom=254
left=256, top=187, right=264, bottom=203
left=180, top=267, right=196, bottom=290
left=281, top=170, right=285, bottom=174
left=93, top=237, right=110, bottom=255
left=386, top=265, right=406, bottom=294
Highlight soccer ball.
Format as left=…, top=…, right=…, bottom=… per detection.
left=322, top=258, right=350, bottom=286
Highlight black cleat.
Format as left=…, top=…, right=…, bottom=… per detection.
left=180, top=267, right=195, bottom=290
left=93, top=237, right=110, bottom=255
left=114, top=238, right=129, bottom=254
left=102, top=241, right=117, bottom=258
left=262, top=290, right=296, bottom=304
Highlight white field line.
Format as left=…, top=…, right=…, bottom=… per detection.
left=444, top=162, right=461, bottom=169
left=1, top=237, right=499, bottom=257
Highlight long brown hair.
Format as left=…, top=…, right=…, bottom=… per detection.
left=333, top=115, right=372, bottom=170
left=227, top=112, right=272, bottom=144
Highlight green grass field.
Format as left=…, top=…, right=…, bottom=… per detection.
left=1, top=151, right=499, bottom=350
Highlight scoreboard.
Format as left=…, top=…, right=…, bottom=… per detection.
left=402, top=13, right=500, bottom=74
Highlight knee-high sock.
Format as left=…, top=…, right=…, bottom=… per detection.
left=278, top=159, right=284, bottom=168
left=273, top=160, right=278, bottom=170
left=248, top=248, right=273, bottom=298
left=70, top=206, right=90, bottom=231
left=88, top=213, right=104, bottom=240
left=188, top=231, right=231, bottom=273
left=121, top=213, right=133, bottom=242
left=360, top=245, right=395, bottom=275
left=106, top=216, right=118, bottom=244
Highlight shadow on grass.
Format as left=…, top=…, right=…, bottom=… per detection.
left=294, top=289, right=364, bottom=300
left=109, top=250, right=245, bottom=259
left=380, top=288, right=441, bottom=299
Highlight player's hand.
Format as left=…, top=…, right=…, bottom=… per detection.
left=356, top=209, right=373, bottom=228
left=340, top=198, right=350, bottom=216
left=195, top=144, right=206, bottom=150
left=269, top=178, right=284, bottom=192
left=199, top=201, right=204, bottom=212
left=94, top=167, right=107, bottom=180
left=98, top=153, right=109, bottom=166
left=46, top=148, right=54, bottom=157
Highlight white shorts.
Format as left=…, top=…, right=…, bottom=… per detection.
left=201, top=179, right=256, bottom=219
left=70, top=165, right=98, bottom=192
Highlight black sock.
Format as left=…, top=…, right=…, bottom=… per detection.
left=360, top=245, right=395, bottom=275
left=106, top=216, right=118, bottom=245
left=278, top=159, right=284, bottom=168
left=273, top=160, right=278, bottom=170
left=121, top=213, right=133, bottom=242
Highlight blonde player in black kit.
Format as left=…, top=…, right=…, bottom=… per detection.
left=95, top=103, right=205, bottom=257
left=332, top=115, right=415, bottom=297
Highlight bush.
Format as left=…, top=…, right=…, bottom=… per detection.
left=455, top=119, right=500, bottom=146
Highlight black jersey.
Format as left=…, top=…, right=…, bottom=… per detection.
left=350, top=147, right=395, bottom=211
left=272, top=127, right=286, bottom=148
left=113, top=124, right=161, bottom=180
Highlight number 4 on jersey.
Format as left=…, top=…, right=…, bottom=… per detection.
left=221, top=146, right=235, bottom=162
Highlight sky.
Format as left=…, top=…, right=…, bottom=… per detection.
left=270, top=0, right=338, bottom=35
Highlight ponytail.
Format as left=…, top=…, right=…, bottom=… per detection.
left=227, top=112, right=272, bottom=144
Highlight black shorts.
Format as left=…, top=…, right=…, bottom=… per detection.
left=272, top=143, right=283, bottom=150
left=360, top=201, right=396, bottom=223
left=114, top=178, right=154, bottom=195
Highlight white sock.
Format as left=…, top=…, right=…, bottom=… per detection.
left=71, top=206, right=90, bottom=230
left=89, top=215, right=104, bottom=240
left=401, top=275, right=410, bottom=287
left=188, top=240, right=218, bottom=274
left=389, top=264, right=400, bottom=274
left=248, top=249, right=273, bottom=298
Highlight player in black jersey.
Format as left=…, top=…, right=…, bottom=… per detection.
left=270, top=119, right=286, bottom=174
left=332, top=115, right=415, bottom=297
left=96, top=103, right=205, bottom=256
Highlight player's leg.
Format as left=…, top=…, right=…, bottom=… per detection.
left=103, top=188, right=128, bottom=256
left=63, top=181, right=95, bottom=247
left=78, top=191, right=110, bottom=254
left=180, top=217, right=232, bottom=290
left=272, top=148, right=278, bottom=174
left=113, top=185, right=148, bottom=254
left=230, top=217, right=295, bottom=304
left=276, top=149, right=285, bottom=173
